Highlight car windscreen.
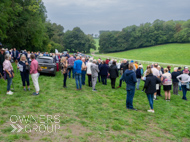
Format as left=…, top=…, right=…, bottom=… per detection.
left=37, top=58, right=53, bottom=63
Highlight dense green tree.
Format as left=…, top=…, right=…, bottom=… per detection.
left=99, top=19, right=190, bottom=53
left=63, top=27, right=95, bottom=53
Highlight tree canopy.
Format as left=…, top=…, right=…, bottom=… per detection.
left=99, top=19, right=190, bottom=53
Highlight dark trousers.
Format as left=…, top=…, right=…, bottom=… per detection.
left=182, top=85, right=187, bottom=100
left=21, top=72, right=30, bottom=86
left=119, top=74, right=124, bottom=87
left=147, top=94, right=154, bottom=109
left=173, top=82, right=179, bottom=95
left=98, top=74, right=101, bottom=82
left=126, top=89, right=135, bottom=109
left=110, top=78, right=116, bottom=88
left=0, top=64, right=3, bottom=76
left=88, top=74, right=92, bottom=87
left=101, top=75, right=107, bottom=85
left=63, top=73, right=67, bottom=87
left=68, top=66, right=74, bottom=79
left=81, top=71, right=86, bottom=85
left=157, top=85, right=161, bottom=96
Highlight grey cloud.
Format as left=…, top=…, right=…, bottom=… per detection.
left=43, top=0, right=190, bottom=34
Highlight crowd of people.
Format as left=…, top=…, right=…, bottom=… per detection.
left=0, top=47, right=190, bottom=113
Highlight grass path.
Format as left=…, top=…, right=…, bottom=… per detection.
left=0, top=64, right=190, bottom=141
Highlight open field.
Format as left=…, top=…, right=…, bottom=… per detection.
left=90, top=38, right=99, bottom=53
left=0, top=64, right=190, bottom=142
left=97, top=43, right=190, bottom=65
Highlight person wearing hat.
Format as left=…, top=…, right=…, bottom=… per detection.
left=177, top=68, right=190, bottom=101
left=130, top=60, right=136, bottom=72
left=0, top=48, right=5, bottom=77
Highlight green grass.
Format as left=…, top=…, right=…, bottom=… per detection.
left=97, top=43, right=190, bottom=65
left=0, top=64, right=190, bottom=141
left=90, top=38, right=99, bottom=53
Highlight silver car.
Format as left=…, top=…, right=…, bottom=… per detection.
left=36, top=56, right=56, bottom=76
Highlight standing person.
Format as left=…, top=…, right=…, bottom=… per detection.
left=0, top=48, right=5, bottom=77
left=161, top=68, right=172, bottom=101
left=117, top=59, right=128, bottom=88
left=97, top=59, right=102, bottom=83
left=3, top=54, right=14, bottom=95
left=54, top=53, right=60, bottom=72
left=12, top=48, right=19, bottom=62
left=144, top=69, right=161, bottom=113
left=30, top=54, right=40, bottom=95
left=171, top=67, right=180, bottom=95
left=67, top=55, right=75, bottom=79
left=17, top=54, right=30, bottom=91
left=91, top=60, right=99, bottom=91
left=73, top=56, right=82, bottom=90
left=109, top=61, right=118, bottom=89
left=136, top=65, right=143, bottom=90
left=130, top=60, right=136, bottom=72
left=61, top=57, right=68, bottom=88
left=157, top=66, right=163, bottom=97
left=100, top=61, right=109, bottom=85
left=177, top=68, right=190, bottom=101
left=177, top=67, right=183, bottom=91
left=167, top=66, right=171, bottom=73
left=81, top=57, right=87, bottom=85
left=123, top=63, right=137, bottom=110
left=151, top=63, right=160, bottom=100
left=134, top=61, right=138, bottom=70
left=86, top=58, right=93, bottom=87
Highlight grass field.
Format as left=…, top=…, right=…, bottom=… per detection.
left=0, top=64, right=190, bottom=142
left=90, top=38, right=99, bottom=53
left=97, top=43, right=190, bottom=65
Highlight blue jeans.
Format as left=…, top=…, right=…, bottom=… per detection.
left=75, top=73, right=82, bottom=89
left=136, top=78, right=141, bottom=89
left=147, top=94, right=154, bottom=109
left=119, top=74, right=124, bottom=87
left=81, top=71, right=86, bottom=85
left=182, top=85, right=187, bottom=100
left=6, top=73, right=12, bottom=91
left=69, top=66, right=74, bottom=79
left=126, top=89, right=135, bottom=109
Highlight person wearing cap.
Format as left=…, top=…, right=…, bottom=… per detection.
left=0, top=48, right=5, bottom=77
left=130, top=60, right=136, bottom=72
left=177, top=68, right=190, bottom=101
left=171, top=67, right=180, bottom=95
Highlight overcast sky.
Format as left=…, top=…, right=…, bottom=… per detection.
left=43, top=0, right=190, bottom=34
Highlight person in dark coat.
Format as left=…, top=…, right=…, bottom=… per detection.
left=0, top=48, right=5, bottom=77
left=108, top=61, right=118, bottom=89
left=12, top=48, right=19, bottom=62
left=17, top=54, right=30, bottom=91
left=123, top=63, right=137, bottom=110
left=100, top=61, right=108, bottom=85
left=97, top=59, right=102, bottom=83
left=144, top=69, right=161, bottom=113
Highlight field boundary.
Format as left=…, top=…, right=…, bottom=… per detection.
left=92, top=54, right=190, bottom=67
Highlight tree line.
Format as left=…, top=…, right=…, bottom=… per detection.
left=0, top=0, right=95, bottom=53
left=99, top=19, right=190, bottom=53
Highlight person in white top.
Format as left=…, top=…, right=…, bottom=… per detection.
left=161, top=68, right=172, bottom=101
left=86, top=58, right=93, bottom=87
left=151, top=63, right=160, bottom=100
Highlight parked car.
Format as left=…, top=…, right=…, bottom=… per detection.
left=36, top=56, right=56, bottom=76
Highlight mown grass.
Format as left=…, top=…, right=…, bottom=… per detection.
left=97, top=43, right=190, bottom=65
left=0, top=63, right=190, bottom=141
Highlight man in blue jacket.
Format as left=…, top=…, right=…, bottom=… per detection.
left=12, top=48, right=19, bottom=62
left=74, top=56, right=82, bottom=90
left=123, top=63, right=137, bottom=110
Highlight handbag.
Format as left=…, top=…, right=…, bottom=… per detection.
left=37, top=65, right=42, bottom=72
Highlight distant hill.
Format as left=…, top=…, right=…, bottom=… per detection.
left=97, top=43, right=190, bottom=65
